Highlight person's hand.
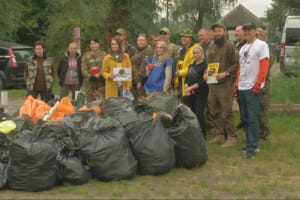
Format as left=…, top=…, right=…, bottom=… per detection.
left=203, top=74, right=208, bottom=81
left=137, top=82, right=142, bottom=89
left=251, top=83, right=261, bottom=94
left=109, top=74, right=115, bottom=80
left=216, top=72, right=227, bottom=80
left=233, top=87, right=238, bottom=97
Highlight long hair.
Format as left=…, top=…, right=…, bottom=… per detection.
left=109, top=37, right=124, bottom=62
left=153, top=41, right=169, bottom=63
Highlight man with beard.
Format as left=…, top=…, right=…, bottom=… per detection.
left=204, top=23, right=239, bottom=147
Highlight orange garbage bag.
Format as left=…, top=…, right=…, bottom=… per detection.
left=18, top=95, right=51, bottom=124
left=50, top=97, right=75, bottom=121
left=79, top=105, right=102, bottom=115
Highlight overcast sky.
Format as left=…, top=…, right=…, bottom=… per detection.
left=223, top=0, right=273, bottom=17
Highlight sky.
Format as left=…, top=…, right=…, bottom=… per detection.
left=223, top=0, right=273, bottom=17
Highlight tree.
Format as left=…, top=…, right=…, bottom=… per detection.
left=267, top=0, right=300, bottom=30
left=172, top=0, right=236, bottom=33
left=0, top=1, right=24, bottom=41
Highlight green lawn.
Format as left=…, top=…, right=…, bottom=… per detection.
left=0, top=112, right=300, bottom=199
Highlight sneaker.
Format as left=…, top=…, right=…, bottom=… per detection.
left=241, top=147, right=259, bottom=152
left=245, top=151, right=256, bottom=159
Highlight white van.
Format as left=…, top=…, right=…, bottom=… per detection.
left=280, top=16, right=300, bottom=74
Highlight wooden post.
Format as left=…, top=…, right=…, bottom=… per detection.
left=73, top=27, right=81, bottom=54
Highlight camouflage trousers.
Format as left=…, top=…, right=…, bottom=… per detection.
left=259, top=83, right=270, bottom=140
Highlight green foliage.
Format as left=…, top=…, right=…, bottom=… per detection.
left=0, top=1, right=24, bottom=41
left=43, top=0, right=112, bottom=58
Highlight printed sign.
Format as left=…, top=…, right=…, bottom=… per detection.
left=206, top=63, right=220, bottom=84
left=113, top=67, right=132, bottom=81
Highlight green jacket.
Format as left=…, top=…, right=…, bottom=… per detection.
left=131, top=46, right=153, bottom=82
left=24, top=57, right=54, bottom=91
left=206, top=39, right=239, bottom=84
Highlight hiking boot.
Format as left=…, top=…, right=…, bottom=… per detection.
left=245, top=151, right=256, bottom=159
left=208, top=135, right=225, bottom=145
left=221, top=136, right=237, bottom=147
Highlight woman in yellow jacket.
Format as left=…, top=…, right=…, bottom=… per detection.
left=102, top=37, right=132, bottom=98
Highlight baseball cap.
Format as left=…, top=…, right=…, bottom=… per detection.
left=211, top=23, right=226, bottom=30
left=242, top=22, right=257, bottom=30
left=115, top=28, right=127, bottom=35
left=180, top=29, right=194, bottom=38
left=159, top=27, right=171, bottom=34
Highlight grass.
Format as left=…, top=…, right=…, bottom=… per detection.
left=0, top=112, right=299, bottom=199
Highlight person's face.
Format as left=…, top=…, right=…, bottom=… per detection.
left=116, top=33, right=126, bottom=42
left=111, top=39, right=119, bottom=51
left=193, top=48, right=203, bottom=61
left=198, top=30, right=210, bottom=44
left=213, top=27, right=226, bottom=39
left=181, top=36, right=192, bottom=46
left=235, top=26, right=244, bottom=40
left=244, top=29, right=256, bottom=42
left=256, top=34, right=265, bottom=41
left=159, top=32, right=170, bottom=42
left=90, top=40, right=99, bottom=51
left=151, top=36, right=160, bottom=47
left=34, top=45, right=45, bottom=57
left=156, top=43, right=164, bottom=56
left=137, top=36, right=148, bottom=49
left=68, top=44, right=78, bottom=56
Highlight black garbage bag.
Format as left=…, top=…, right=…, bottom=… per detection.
left=57, top=154, right=91, bottom=185
left=0, top=132, right=10, bottom=189
left=0, top=162, right=8, bottom=189
left=8, top=130, right=58, bottom=191
left=146, top=95, right=179, bottom=115
left=79, top=124, right=137, bottom=181
left=101, top=97, right=134, bottom=117
left=125, top=116, right=175, bottom=175
left=13, top=115, right=34, bottom=132
left=165, top=104, right=208, bottom=169
left=65, top=110, right=100, bottom=129
left=34, top=121, right=80, bottom=157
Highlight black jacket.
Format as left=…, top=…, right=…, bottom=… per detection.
left=185, top=61, right=208, bottom=92
left=57, top=52, right=83, bottom=86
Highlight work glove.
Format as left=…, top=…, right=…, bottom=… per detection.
left=251, top=83, right=261, bottom=94
left=233, top=87, right=238, bottom=97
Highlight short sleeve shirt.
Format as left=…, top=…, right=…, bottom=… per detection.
left=238, top=39, right=269, bottom=90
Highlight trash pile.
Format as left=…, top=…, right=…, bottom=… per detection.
left=0, top=94, right=207, bottom=191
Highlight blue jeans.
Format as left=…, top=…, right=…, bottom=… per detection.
left=238, top=90, right=262, bottom=152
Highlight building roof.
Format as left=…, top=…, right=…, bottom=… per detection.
left=218, top=4, right=266, bottom=29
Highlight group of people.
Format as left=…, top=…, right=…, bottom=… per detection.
left=24, top=23, right=273, bottom=159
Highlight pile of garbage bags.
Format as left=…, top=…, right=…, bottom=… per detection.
left=0, top=95, right=207, bottom=191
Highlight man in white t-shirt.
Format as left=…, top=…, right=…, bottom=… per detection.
left=233, top=22, right=270, bottom=159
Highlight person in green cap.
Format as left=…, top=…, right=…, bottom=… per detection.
left=115, top=28, right=137, bottom=58
left=175, top=29, right=199, bottom=97
left=204, top=23, right=239, bottom=147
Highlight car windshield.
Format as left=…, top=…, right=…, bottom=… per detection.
left=13, top=48, right=33, bottom=61
left=286, top=28, right=300, bottom=46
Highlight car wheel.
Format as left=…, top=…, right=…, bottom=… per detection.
left=0, top=77, right=5, bottom=89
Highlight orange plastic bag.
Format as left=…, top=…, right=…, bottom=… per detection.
left=50, top=97, right=75, bottom=121
left=79, top=105, right=102, bottom=115
left=18, top=95, right=51, bottom=124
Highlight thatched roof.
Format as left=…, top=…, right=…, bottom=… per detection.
left=218, top=4, right=266, bottom=29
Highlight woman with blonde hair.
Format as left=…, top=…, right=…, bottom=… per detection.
left=183, top=45, right=208, bottom=138
left=144, top=41, right=173, bottom=95
left=102, top=37, right=132, bottom=98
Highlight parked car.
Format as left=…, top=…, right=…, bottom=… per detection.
left=0, top=41, right=33, bottom=89
left=280, top=16, right=300, bottom=75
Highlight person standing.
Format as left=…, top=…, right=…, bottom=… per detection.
left=159, top=27, right=180, bottom=62
left=24, top=41, right=55, bottom=103
left=144, top=41, right=173, bottom=95
left=204, top=23, right=239, bottom=147
left=182, top=46, right=209, bottom=138
left=57, top=42, right=82, bottom=100
left=256, top=28, right=275, bottom=141
left=115, top=28, right=137, bottom=58
left=81, top=38, right=106, bottom=102
left=131, top=34, right=153, bottom=102
left=198, top=28, right=213, bottom=58
left=234, top=23, right=270, bottom=158
left=102, top=38, right=133, bottom=98
left=150, top=34, right=160, bottom=50
left=175, top=29, right=199, bottom=97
